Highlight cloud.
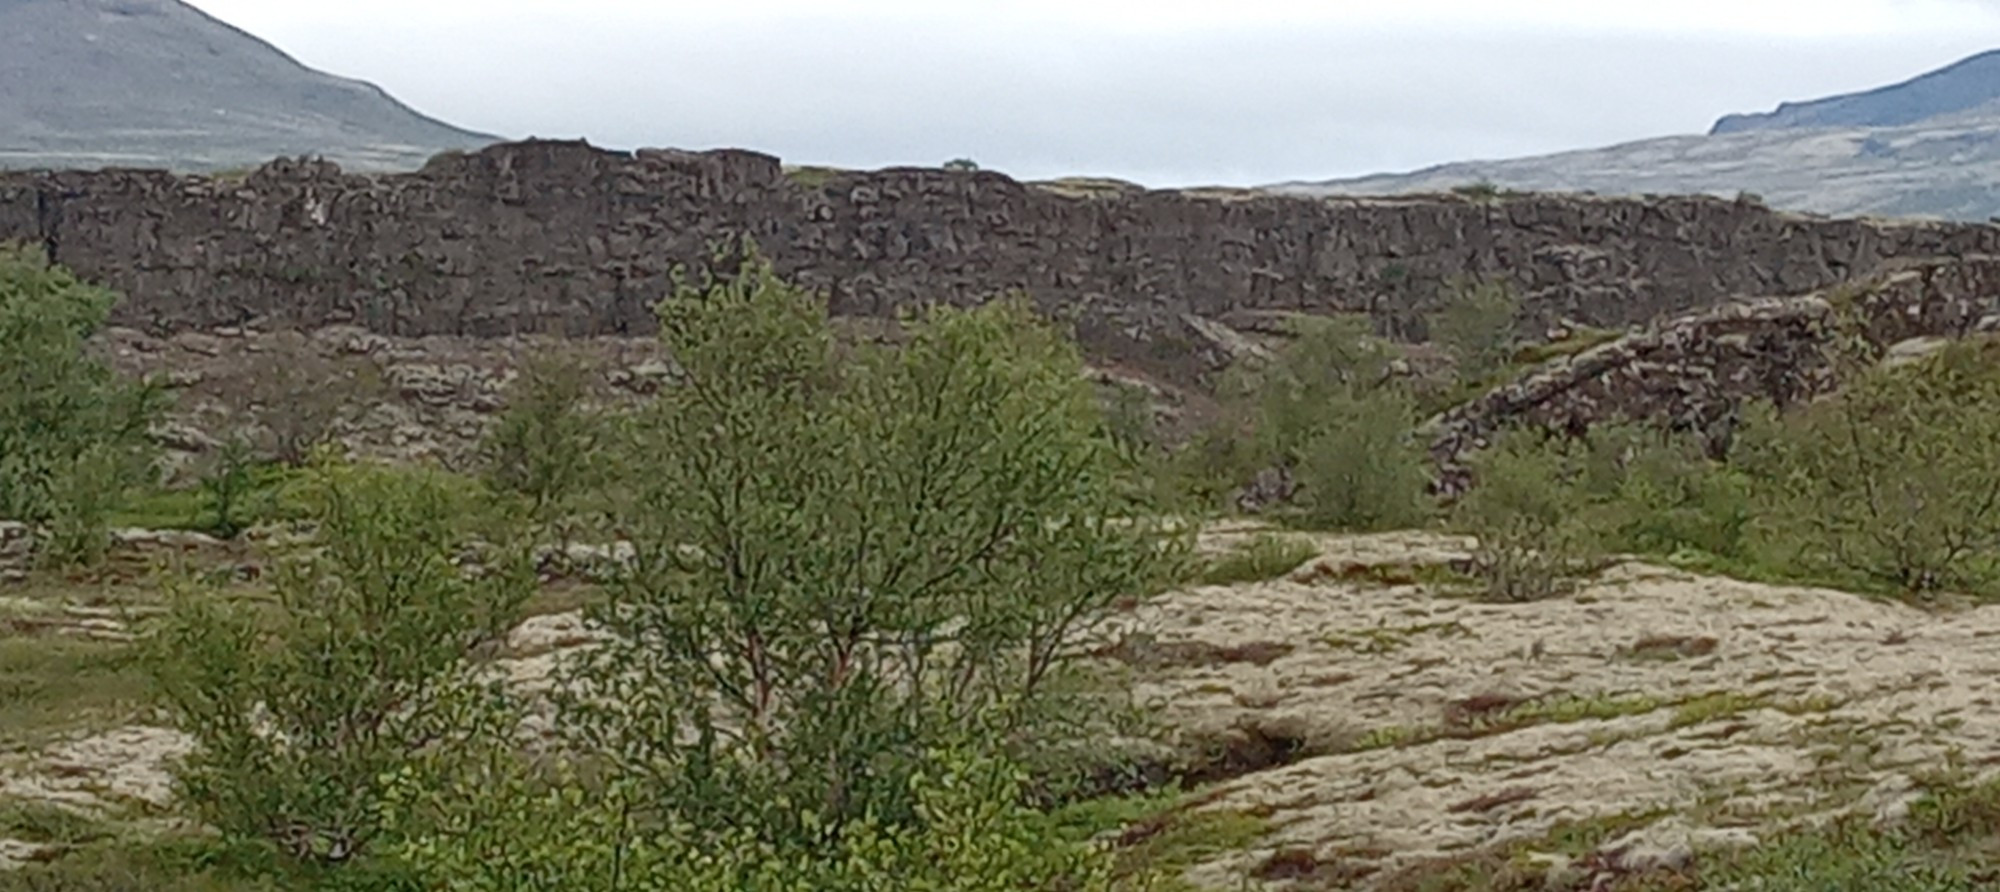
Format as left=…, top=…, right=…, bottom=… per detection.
left=185, top=0, right=2000, bottom=185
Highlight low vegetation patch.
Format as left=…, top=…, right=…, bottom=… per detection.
left=0, top=636, right=148, bottom=748
left=1196, top=533, right=1319, bottom=585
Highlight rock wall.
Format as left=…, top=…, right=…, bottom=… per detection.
left=1423, top=257, right=2000, bottom=491
left=8, top=139, right=2000, bottom=384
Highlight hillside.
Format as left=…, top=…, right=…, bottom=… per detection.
left=1712, top=50, right=2000, bottom=134
left=1276, top=50, right=2000, bottom=221
left=0, top=0, right=497, bottom=172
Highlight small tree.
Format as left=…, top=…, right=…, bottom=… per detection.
left=0, top=245, right=163, bottom=565
left=1291, top=392, right=1433, bottom=531
left=1747, top=341, right=2000, bottom=597
left=1428, top=276, right=1521, bottom=385
left=197, top=436, right=259, bottom=539
left=1452, top=431, right=1608, bottom=602
left=478, top=348, right=607, bottom=536
left=236, top=337, right=376, bottom=467
left=1202, top=314, right=1430, bottom=529
left=1586, top=423, right=1753, bottom=563
left=563, top=247, right=1177, bottom=852
left=1234, top=314, right=1400, bottom=461
left=148, top=459, right=533, bottom=864
left=942, top=158, right=981, bottom=172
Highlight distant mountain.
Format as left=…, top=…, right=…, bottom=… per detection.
left=1276, top=51, right=2000, bottom=221
left=1712, top=50, right=2000, bottom=135
left=0, top=0, right=498, bottom=173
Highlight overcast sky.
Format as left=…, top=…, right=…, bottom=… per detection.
left=184, top=0, right=2000, bottom=187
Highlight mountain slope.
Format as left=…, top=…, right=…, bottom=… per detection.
left=0, top=0, right=498, bottom=172
left=1712, top=50, right=2000, bottom=134
left=1277, top=51, right=2000, bottom=221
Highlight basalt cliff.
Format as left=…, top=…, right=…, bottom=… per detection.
left=4, top=139, right=2000, bottom=467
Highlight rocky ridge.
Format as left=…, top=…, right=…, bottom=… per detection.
left=7, top=139, right=2000, bottom=396
left=0, top=141, right=1981, bottom=484
left=1424, top=256, right=2000, bottom=491
left=1278, top=50, right=2000, bottom=221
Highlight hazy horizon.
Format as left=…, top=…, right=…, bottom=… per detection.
left=185, top=0, right=2000, bottom=187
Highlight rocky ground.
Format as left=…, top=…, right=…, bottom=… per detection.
left=6, top=523, right=1998, bottom=886
left=92, top=322, right=1206, bottom=480
left=1125, top=526, right=2000, bottom=888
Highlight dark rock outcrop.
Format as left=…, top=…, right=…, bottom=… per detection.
left=1424, top=257, right=2000, bottom=492
left=7, top=139, right=2000, bottom=388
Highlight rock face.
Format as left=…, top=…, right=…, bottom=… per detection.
left=0, top=0, right=497, bottom=173
left=1277, top=50, right=2000, bottom=221
left=1424, top=257, right=2000, bottom=491
left=6, top=139, right=2000, bottom=389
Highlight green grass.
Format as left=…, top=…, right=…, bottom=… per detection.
left=109, top=464, right=301, bottom=537
left=0, top=800, right=115, bottom=848
left=1510, top=326, right=1625, bottom=365
left=1361, top=772, right=2000, bottom=891
left=1367, top=808, right=1673, bottom=891
left=1669, top=691, right=1768, bottom=729
left=1108, top=806, right=1267, bottom=890
left=0, top=636, right=149, bottom=748
left=783, top=165, right=849, bottom=189
left=107, top=487, right=212, bottom=532
left=0, top=832, right=412, bottom=892
left=1196, top=534, right=1318, bottom=586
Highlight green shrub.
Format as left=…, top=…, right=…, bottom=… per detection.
left=479, top=347, right=609, bottom=537
left=232, top=340, right=377, bottom=467
left=0, top=244, right=164, bottom=564
left=563, top=246, right=1181, bottom=852
left=1290, top=391, right=1433, bottom=531
left=1427, top=277, right=1521, bottom=386
left=1452, top=181, right=1504, bottom=201
left=1585, top=424, right=1754, bottom=563
left=1451, top=431, right=1608, bottom=602
left=381, top=748, right=1114, bottom=891
left=1190, top=314, right=1430, bottom=527
left=1231, top=314, right=1400, bottom=460
left=1743, top=341, right=2000, bottom=597
left=199, top=438, right=259, bottom=538
left=146, top=459, right=534, bottom=866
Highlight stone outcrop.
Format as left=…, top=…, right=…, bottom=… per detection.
left=9, top=139, right=2000, bottom=388
left=11, top=138, right=2000, bottom=485
left=1424, top=256, right=2000, bottom=491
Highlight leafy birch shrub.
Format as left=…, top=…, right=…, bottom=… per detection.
left=1451, top=431, right=1608, bottom=602
left=479, top=347, right=610, bottom=538
left=0, top=245, right=163, bottom=565
left=1290, top=391, right=1433, bottom=531
left=1745, top=340, right=2000, bottom=597
left=1198, top=314, right=1431, bottom=529
left=147, top=459, right=534, bottom=866
left=235, top=338, right=379, bottom=467
left=561, top=250, right=1180, bottom=860
left=380, top=747, right=1114, bottom=892
left=1427, top=276, right=1521, bottom=385
left=1583, top=423, right=1754, bottom=563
